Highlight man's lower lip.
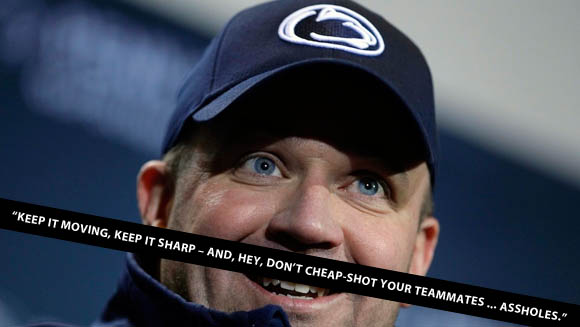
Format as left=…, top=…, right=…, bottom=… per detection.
left=243, top=274, right=345, bottom=310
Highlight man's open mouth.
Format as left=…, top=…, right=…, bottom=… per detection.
left=247, top=275, right=333, bottom=300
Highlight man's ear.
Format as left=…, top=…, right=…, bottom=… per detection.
left=137, top=160, right=173, bottom=229
left=401, top=216, right=440, bottom=308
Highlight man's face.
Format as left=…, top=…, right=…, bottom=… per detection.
left=138, top=79, right=439, bottom=327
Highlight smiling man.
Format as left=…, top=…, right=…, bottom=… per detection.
left=97, top=0, right=439, bottom=326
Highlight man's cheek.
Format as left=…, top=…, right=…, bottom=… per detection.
left=190, top=186, right=277, bottom=240
left=346, top=225, right=412, bottom=271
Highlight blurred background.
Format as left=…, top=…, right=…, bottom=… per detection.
left=0, top=0, right=578, bottom=326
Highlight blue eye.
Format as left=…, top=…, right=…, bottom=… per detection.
left=236, top=155, right=283, bottom=180
left=357, top=177, right=382, bottom=196
left=239, top=156, right=283, bottom=177
left=253, top=157, right=276, bottom=175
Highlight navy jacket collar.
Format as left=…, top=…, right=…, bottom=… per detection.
left=96, top=254, right=290, bottom=327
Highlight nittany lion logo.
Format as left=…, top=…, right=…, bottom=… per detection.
left=278, top=4, right=385, bottom=56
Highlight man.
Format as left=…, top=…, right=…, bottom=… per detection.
left=97, top=0, right=440, bottom=326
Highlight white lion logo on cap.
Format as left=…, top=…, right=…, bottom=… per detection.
left=278, top=4, right=385, bottom=56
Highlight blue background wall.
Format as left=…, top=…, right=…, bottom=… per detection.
left=1, top=0, right=578, bottom=325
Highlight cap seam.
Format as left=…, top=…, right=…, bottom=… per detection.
left=209, top=14, right=236, bottom=92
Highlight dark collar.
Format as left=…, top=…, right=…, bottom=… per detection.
left=96, top=253, right=290, bottom=327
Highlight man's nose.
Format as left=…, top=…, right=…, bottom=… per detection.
left=266, top=179, right=344, bottom=251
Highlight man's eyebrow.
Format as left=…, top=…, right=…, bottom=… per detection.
left=358, top=154, right=408, bottom=178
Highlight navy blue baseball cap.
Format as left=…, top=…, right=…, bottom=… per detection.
left=162, top=0, right=438, bottom=184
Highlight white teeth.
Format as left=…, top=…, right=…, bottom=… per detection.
left=260, top=277, right=329, bottom=297
left=294, top=283, right=310, bottom=294
left=262, top=277, right=272, bottom=287
left=280, top=281, right=295, bottom=291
